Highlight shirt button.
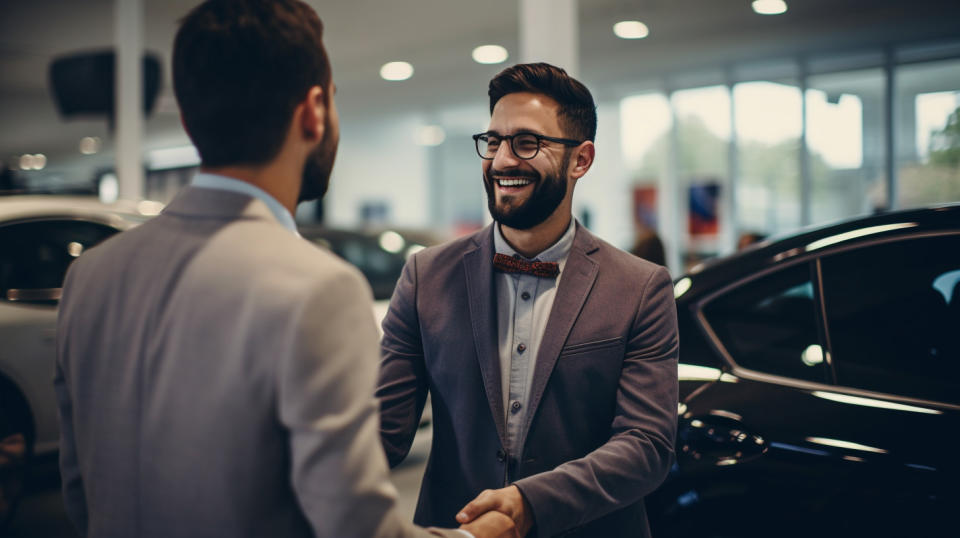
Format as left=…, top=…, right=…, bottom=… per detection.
left=511, top=400, right=522, bottom=413
left=521, top=291, right=531, bottom=300
left=517, top=343, right=526, bottom=353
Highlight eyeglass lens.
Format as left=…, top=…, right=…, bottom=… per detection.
left=477, top=133, right=540, bottom=160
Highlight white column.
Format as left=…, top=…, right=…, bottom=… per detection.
left=115, top=0, right=144, bottom=201
left=519, top=0, right=578, bottom=76
left=662, top=92, right=683, bottom=275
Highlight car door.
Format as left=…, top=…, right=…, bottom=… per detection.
left=0, top=218, right=120, bottom=455
left=815, top=233, right=960, bottom=534
left=663, top=235, right=960, bottom=537
left=663, top=260, right=846, bottom=537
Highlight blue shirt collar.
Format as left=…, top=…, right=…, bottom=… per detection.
left=191, top=172, right=299, bottom=235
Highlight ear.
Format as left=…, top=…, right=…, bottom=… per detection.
left=569, top=141, right=595, bottom=180
left=297, top=85, right=326, bottom=143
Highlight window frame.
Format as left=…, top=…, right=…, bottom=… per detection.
left=695, top=254, right=831, bottom=385
left=694, top=230, right=960, bottom=411
left=815, top=231, right=960, bottom=405
left=0, top=215, right=127, bottom=304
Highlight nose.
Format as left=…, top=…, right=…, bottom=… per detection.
left=491, top=140, right=521, bottom=169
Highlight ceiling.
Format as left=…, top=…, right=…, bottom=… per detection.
left=2, top=0, right=959, bottom=180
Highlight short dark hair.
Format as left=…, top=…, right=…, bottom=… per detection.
left=173, top=0, right=331, bottom=167
left=488, top=63, right=597, bottom=142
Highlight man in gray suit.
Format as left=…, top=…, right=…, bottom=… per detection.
left=54, top=1, right=515, bottom=537
left=378, top=63, right=679, bottom=537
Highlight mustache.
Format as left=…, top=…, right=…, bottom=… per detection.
left=489, top=168, right=538, bottom=179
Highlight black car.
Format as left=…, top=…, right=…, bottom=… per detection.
left=646, top=204, right=960, bottom=537
left=299, top=227, right=439, bottom=302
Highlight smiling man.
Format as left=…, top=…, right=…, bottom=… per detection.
left=377, top=63, right=679, bottom=537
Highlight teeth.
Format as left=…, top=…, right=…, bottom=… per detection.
left=498, top=178, right=532, bottom=187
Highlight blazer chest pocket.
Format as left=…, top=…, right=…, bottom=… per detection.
left=559, top=336, right=625, bottom=359
left=556, top=337, right=625, bottom=396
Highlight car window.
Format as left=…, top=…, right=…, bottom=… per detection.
left=0, top=219, right=119, bottom=298
left=335, top=236, right=406, bottom=301
left=702, top=262, right=828, bottom=383
left=820, top=235, right=960, bottom=404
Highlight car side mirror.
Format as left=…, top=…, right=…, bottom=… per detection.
left=4, top=288, right=62, bottom=304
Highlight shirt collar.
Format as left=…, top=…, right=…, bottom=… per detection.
left=191, top=172, right=299, bottom=235
left=493, top=217, right=577, bottom=263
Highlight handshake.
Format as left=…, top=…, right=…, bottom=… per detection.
left=454, top=485, right=533, bottom=538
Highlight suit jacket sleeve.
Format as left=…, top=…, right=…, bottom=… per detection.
left=513, top=265, right=679, bottom=537
left=277, top=266, right=456, bottom=538
left=377, top=255, right=430, bottom=467
left=54, top=267, right=89, bottom=536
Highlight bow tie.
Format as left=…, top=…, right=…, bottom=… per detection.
left=493, top=253, right=560, bottom=278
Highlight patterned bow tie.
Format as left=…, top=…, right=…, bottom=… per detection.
left=493, top=253, right=560, bottom=278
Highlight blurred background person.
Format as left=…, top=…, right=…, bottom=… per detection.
left=631, top=226, right=666, bottom=266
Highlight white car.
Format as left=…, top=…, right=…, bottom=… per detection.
left=0, top=196, right=156, bottom=525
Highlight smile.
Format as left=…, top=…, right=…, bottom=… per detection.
left=496, top=177, right=533, bottom=187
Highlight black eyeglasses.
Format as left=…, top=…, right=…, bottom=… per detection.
left=472, top=131, right=583, bottom=160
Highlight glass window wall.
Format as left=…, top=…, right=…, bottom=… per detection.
left=805, top=68, right=887, bottom=226
left=733, top=80, right=803, bottom=240
left=895, top=58, right=960, bottom=209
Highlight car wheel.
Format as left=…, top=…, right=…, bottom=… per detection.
left=0, top=387, right=33, bottom=530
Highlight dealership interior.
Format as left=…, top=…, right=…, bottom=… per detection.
left=2, top=0, right=958, bottom=274
left=1, top=0, right=959, bottom=536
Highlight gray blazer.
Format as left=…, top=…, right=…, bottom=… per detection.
left=55, top=187, right=459, bottom=538
left=378, top=223, right=679, bottom=538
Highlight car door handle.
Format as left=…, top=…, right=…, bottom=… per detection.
left=678, top=413, right=767, bottom=466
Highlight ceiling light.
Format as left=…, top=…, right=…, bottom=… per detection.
left=19, top=154, right=46, bottom=171
left=80, top=136, right=101, bottom=155
left=380, top=61, right=414, bottom=81
left=613, top=20, right=649, bottom=39
left=752, top=0, right=788, bottom=15
left=472, top=45, right=509, bottom=64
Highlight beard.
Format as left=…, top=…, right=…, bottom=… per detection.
left=484, top=158, right=569, bottom=230
left=297, top=118, right=339, bottom=203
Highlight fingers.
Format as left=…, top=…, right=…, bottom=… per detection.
left=460, top=511, right=519, bottom=538
left=456, top=489, right=497, bottom=524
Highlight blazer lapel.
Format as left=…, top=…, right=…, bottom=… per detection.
left=520, top=224, right=599, bottom=444
left=462, top=225, right=507, bottom=446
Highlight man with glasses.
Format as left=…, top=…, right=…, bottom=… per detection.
left=378, top=63, right=679, bottom=537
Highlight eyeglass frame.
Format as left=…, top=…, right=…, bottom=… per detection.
left=472, top=131, right=584, bottom=160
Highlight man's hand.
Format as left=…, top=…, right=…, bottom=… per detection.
left=456, top=485, right=533, bottom=537
left=459, top=510, right=520, bottom=538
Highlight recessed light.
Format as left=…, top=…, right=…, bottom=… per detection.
left=80, top=136, right=101, bottom=155
left=472, top=45, right=509, bottom=65
left=380, top=61, right=414, bottom=81
left=613, top=20, right=649, bottom=40
left=752, top=0, right=787, bottom=15
left=19, top=153, right=46, bottom=171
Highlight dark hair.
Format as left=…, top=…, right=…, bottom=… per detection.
left=173, top=0, right=331, bottom=167
left=631, top=228, right=666, bottom=266
left=488, top=63, right=597, bottom=142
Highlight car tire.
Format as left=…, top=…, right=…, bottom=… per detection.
left=0, top=384, right=33, bottom=530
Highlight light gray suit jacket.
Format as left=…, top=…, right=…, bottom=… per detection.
left=55, top=187, right=459, bottom=538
